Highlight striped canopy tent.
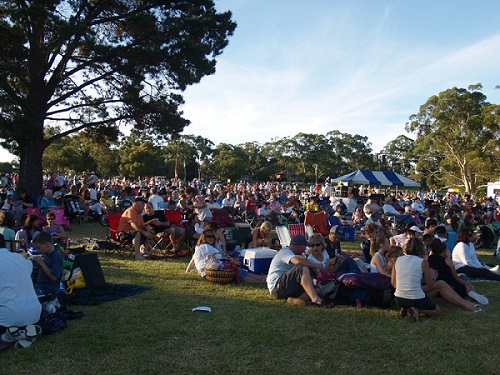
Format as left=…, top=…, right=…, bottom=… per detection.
left=331, top=170, right=420, bottom=187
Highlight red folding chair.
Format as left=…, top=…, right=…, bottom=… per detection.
left=105, top=211, right=133, bottom=256
left=304, top=210, right=329, bottom=236
left=288, top=223, right=306, bottom=238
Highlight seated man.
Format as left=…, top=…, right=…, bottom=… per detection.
left=143, top=202, right=185, bottom=252
left=382, top=197, right=414, bottom=227
left=117, top=196, right=154, bottom=260
left=266, top=235, right=334, bottom=307
left=32, top=232, right=63, bottom=303
left=324, top=225, right=343, bottom=258
left=0, top=234, right=42, bottom=349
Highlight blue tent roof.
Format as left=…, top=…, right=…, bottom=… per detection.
left=331, top=170, right=420, bottom=187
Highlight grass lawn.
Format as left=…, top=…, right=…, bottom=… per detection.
left=2, top=221, right=499, bottom=374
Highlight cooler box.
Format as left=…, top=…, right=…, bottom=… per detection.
left=343, top=227, right=355, bottom=242
left=243, top=248, right=277, bottom=275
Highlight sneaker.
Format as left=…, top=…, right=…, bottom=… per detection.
left=468, top=290, right=489, bottom=305
left=4, top=324, right=42, bottom=342
left=13, top=337, right=36, bottom=349
left=489, top=265, right=500, bottom=273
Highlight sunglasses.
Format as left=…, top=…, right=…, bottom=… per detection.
left=310, top=243, right=322, bottom=247
left=47, top=218, right=55, bottom=221
left=205, top=235, right=215, bottom=239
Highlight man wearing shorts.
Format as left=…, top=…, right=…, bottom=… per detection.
left=266, top=235, right=333, bottom=307
left=117, top=197, right=154, bottom=260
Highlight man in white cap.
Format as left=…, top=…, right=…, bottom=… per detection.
left=390, top=224, right=423, bottom=247
left=267, top=235, right=334, bottom=308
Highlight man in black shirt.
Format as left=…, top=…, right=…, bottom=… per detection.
left=324, top=225, right=342, bottom=259
left=143, top=203, right=185, bottom=252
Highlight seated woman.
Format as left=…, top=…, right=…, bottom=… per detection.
left=392, top=238, right=442, bottom=321
left=307, top=233, right=362, bottom=274
left=0, top=211, right=17, bottom=251
left=369, top=236, right=390, bottom=276
left=393, top=238, right=480, bottom=321
left=452, top=229, right=500, bottom=281
left=246, top=221, right=272, bottom=249
left=428, top=238, right=488, bottom=305
left=42, top=212, right=67, bottom=247
left=40, top=189, right=58, bottom=215
left=16, top=214, right=42, bottom=250
left=185, top=229, right=265, bottom=284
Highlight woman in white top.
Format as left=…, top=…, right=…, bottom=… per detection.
left=185, top=229, right=265, bottom=284
left=393, top=238, right=480, bottom=321
left=306, top=233, right=363, bottom=274
left=452, top=229, right=500, bottom=281
left=306, top=233, right=330, bottom=268
left=392, top=238, right=441, bottom=321
left=369, top=236, right=389, bottom=276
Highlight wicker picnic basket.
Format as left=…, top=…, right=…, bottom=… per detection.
left=205, top=268, right=236, bottom=285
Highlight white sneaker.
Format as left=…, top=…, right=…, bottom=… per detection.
left=468, top=290, right=489, bottom=305
left=489, top=265, right=500, bottom=273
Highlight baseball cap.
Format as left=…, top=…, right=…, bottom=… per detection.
left=134, top=196, right=147, bottom=203
left=290, top=235, right=310, bottom=247
left=330, top=225, right=342, bottom=236
left=409, top=225, right=423, bottom=233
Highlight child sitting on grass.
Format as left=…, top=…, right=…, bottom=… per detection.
left=32, top=232, right=63, bottom=304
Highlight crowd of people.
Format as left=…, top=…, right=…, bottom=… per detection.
left=1, top=171, right=500, bottom=349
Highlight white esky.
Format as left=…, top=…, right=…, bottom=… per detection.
left=1, top=1, right=500, bottom=163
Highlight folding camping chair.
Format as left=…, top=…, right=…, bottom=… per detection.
left=105, top=211, right=133, bottom=256
left=305, top=224, right=314, bottom=239
left=288, top=223, right=306, bottom=238
left=276, top=225, right=291, bottom=248
left=304, top=210, right=329, bottom=236
left=210, top=208, right=235, bottom=228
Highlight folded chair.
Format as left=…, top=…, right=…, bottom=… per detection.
left=276, top=225, right=291, bottom=248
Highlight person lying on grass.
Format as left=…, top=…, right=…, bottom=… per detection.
left=266, top=234, right=334, bottom=308
left=185, top=229, right=265, bottom=284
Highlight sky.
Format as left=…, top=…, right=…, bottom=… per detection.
left=1, top=0, right=500, bottom=163
left=181, top=0, right=500, bottom=152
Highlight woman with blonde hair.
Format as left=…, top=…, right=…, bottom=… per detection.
left=248, top=221, right=272, bottom=248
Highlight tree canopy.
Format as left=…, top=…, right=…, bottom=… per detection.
left=0, top=0, right=236, bottom=194
left=406, top=84, right=500, bottom=194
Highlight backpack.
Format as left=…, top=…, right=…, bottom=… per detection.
left=71, top=253, right=106, bottom=293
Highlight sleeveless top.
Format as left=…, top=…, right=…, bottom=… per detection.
left=370, top=252, right=387, bottom=273
left=394, top=255, right=425, bottom=299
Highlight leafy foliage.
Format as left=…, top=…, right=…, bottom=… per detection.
left=0, top=0, right=236, bottom=193
left=406, top=84, right=500, bottom=193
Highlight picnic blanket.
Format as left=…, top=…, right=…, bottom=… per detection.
left=64, top=283, right=150, bottom=306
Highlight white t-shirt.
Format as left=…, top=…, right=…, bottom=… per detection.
left=307, top=251, right=330, bottom=268
left=0, top=249, right=42, bottom=327
left=193, top=244, right=222, bottom=277
left=148, top=194, right=164, bottom=211
left=266, top=247, right=297, bottom=293
left=383, top=204, right=400, bottom=216
left=452, top=242, right=482, bottom=269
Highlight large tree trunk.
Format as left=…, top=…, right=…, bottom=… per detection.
left=17, top=137, right=45, bottom=197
